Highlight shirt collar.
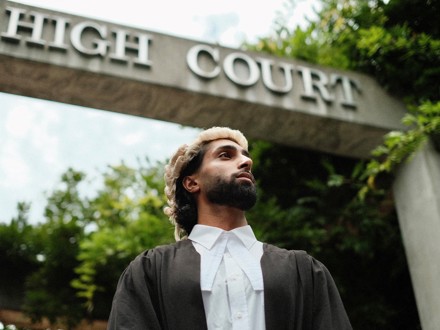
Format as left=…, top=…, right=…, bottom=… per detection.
left=189, top=224, right=257, bottom=251
left=189, top=224, right=263, bottom=291
left=230, top=225, right=258, bottom=250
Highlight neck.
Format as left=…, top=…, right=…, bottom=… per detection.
left=197, top=203, right=248, bottom=231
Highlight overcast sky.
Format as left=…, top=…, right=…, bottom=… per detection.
left=0, top=0, right=319, bottom=224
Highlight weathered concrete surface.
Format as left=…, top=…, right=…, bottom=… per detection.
left=0, top=0, right=406, bottom=158
left=393, top=141, right=440, bottom=330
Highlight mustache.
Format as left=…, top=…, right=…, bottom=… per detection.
left=234, top=170, right=256, bottom=183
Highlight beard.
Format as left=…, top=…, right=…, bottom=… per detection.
left=205, top=174, right=257, bottom=210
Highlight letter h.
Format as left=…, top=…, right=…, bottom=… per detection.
left=1, top=6, right=49, bottom=47
left=110, top=28, right=152, bottom=67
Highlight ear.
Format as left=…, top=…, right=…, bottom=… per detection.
left=182, top=175, right=200, bottom=193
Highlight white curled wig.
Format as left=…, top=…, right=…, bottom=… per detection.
left=164, top=127, right=248, bottom=241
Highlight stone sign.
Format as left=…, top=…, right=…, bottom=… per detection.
left=0, top=0, right=406, bottom=158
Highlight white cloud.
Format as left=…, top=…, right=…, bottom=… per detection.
left=12, top=0, right=289, bottom=46
left=0, top=99, right=63, bottom=189
left=121, top=131, right=146, bottom=146
left=5, top=105, right=35, bottom=138
left=30, top=118, right=60, bottom=166
left=0, top=140, right=31, bottom=188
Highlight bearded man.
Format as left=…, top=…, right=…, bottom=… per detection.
left=107, top=127, right=352, bottom=330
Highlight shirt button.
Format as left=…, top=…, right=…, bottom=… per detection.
left=235, top=312, right=243, bottom=319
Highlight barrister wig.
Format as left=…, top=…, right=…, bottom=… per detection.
left=164, top=126, right=248, bottom=241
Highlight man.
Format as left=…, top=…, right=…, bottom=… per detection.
left=108, top=126, right=352, bottom=330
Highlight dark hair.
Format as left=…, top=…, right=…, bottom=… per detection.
left=174, top=145, right=207, bottom=236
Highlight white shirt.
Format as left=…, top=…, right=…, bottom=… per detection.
left=189, top=224, right=266, bottom=330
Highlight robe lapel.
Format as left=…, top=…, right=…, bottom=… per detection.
left=169, top=240, right=208, bottom=330
left=261, top=244, right=302, bottom=330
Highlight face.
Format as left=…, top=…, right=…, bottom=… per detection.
left=188, top=139, right=257, bottom=210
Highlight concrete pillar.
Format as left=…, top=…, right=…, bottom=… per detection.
left=393, top=140, right=440, bottom=330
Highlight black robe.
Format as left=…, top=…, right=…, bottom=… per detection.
left=108, top=239, right=352, bottom=330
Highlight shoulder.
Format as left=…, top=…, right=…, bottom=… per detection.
left=262, top=244, right=338, bottom=296
left=263, top=243, right=310, bottom=260
left=262, top=243, right=329, bottom=274
left=130, top=239, right=194, bottom=266
left=146, top=239, right=192, bottom=254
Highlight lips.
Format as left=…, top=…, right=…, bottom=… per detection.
left=236, top=171, right=255, bottom=183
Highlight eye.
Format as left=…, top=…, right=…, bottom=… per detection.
left=218, top=152, right=231, bottom=159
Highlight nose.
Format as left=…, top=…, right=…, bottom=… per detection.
left=239, top=154, right=253, bottom=171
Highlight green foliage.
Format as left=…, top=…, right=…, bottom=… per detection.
left=22, top=169, right=88, bottom=329
left=71, top=162, right=173, bottom=315
left=355, top=25, right=440, bottom=102
left=362, top=101, right=440, bottom=196
left=1, top=161, right=173, bottom=328
left=247, top=0, right=439, bottom=217
left=244, top=0, right=439, bottom=328
left=0, top=203, right=38, bottom=270
left=317, top=0, right=440, bottom=103
left=248, top=141, right=418, bottom=329
left=248, top=0, right=440, bottom=103
left=0, top=203, right=40, bottom=309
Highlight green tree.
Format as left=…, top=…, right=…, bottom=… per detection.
left=244, top=0, right=439, bottom=328
left=246, top=0, right=440, bottom=180
left=0, top=203, right=40, bottom=310
left=3, top=161, right=173, bottom=328
left=22, top=169, right=89, bottom=329
left=71, top=162, right=173, bottom=317
left=247, top=142, right=418, bottom=329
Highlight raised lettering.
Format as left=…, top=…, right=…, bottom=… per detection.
left=0, top=5, right=362, bottom=110
left=1, top=7, right=48, bottom=47
left=70, top=21, right=108, bottom=56
left=48, top=16, right=70, bottom=50
left=223, top=52, right=259, bottom=87
left=330, top=74, right=361, bottom=108
left=110, top=29, right=152, bottom=67
left=186, top=44, right=221, bottom=79
left=258, top=57, right=294, bottom=94
left=298, top=66, right=334, bottom=103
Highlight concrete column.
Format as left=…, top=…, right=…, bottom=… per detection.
left=393, top=140, right=440, bottom=330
